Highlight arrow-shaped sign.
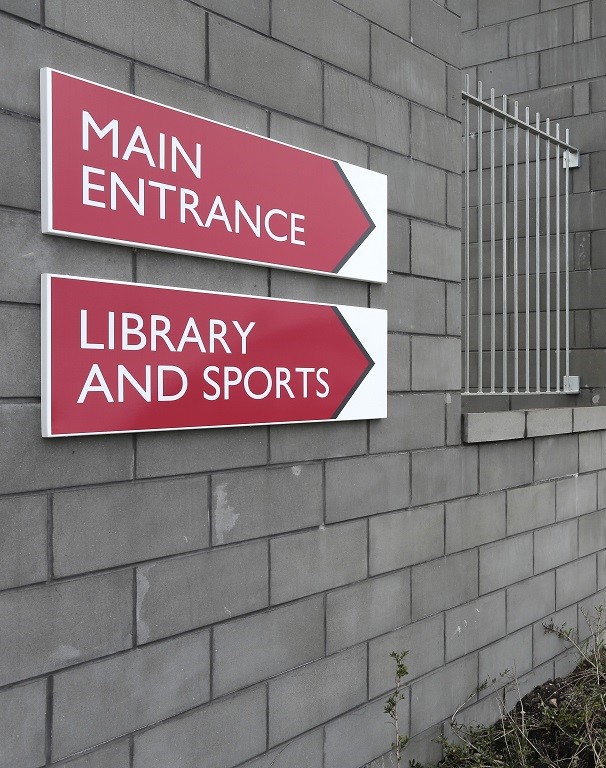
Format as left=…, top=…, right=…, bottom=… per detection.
left=41, top=69, right=387, bottom=283
left=41, top=275, right=387, bottom=437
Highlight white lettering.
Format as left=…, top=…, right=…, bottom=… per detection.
left=202, top=366, right=221, bottom=400
left=171, top=137, right=202, bottom=179
left=232, top=321, right=255, bottom=354
left=177, top=317, right=206, bottom=353
left=77, top=364, right=114, bottom=403
left=157, top=366, right=188, bottom=401
left=110, top=172, right=145, bottom=216
left=82, top=166, right=106, bottom=208
left=117, top=364, right=151, bottom=402
left=243, top=367, right=272, bottom=400
left=264, top=208, right=288, bottom=242
left=149, top=180, right=177, bottom=220
left=122, top=313, right=146, bottom=350
left=122, top=126, right=156, bottom=167
left=180, top=188, right=203, bottom=226
left=82, top=112, right=119, bottom=156
left=80, top=309, right=104, bottom=349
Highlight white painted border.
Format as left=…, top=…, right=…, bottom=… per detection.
left=40, top=68, right=53, bottom=233
left=41, top=274, right=387, bottom=438
left=39, top=68, right=388, bottom=283
left=40, top=273, right=53, bottom=437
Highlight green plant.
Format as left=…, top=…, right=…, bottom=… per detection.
left=385, top=650, right=410, bottom=767
left=413, top=606, right=606, bottom=768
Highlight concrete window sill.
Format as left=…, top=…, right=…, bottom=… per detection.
left=463, top=405, right=606, bottom=443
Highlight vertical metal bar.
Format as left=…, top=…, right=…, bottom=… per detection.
left=534, top=112, right=541, bottom=392
left=465, top=76, right=470, bottom=394
left=546, top=119, right=551, bottom=391
left=525, top=108, right=530, bottom=393
left=478, top=82, right=483, bottom=392
left=565, top=128, right=570, bottom=382
left=513, top=102, right=519, bottom=393
left=490, top=88, right=496, bottom=393
left=502, top=95, right=508, bottom=392
left=556, top=124, right=561, bottom=392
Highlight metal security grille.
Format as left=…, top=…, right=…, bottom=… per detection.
left=462, top=76, right=580, bottom=396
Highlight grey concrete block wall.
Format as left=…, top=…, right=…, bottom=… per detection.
left=1, top=2, right=605, bottom=767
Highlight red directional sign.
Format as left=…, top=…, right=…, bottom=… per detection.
left=41, top=69, right=387, bottom=282
left=41, top=275, right=387, bottom=437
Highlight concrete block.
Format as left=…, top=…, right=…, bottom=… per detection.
left=0, top=210, right=131, bottom=305
left=197, top=0, right=269, bottom=33
left=0, top=404, right=132, bottom=494
left=62, top=742, right=130, bottom=768
left=326, top=571, right=411, bottom=653
left=478, top=0, right=539, bottom=26
left=368, top=614, right=444, bottom=697
left=371, top=26, right=445, bottom=113
left=136, top=424, right=267, bottom=478
left=136, top=249, right=268, bottom=298
left=0, top=0, right=38, bottom=19
left=462, top=0, right=478, bottom=30
left=387, top=333, right=411, bottom=392
left=411, top=549, right=478, bottom=620
left=269, top=113, right=367, bottom=167
left=410, top=655, right=477, bottom=735
left=579, top=509, right=606, bottom=555
left=411, top=0, right=460, bottom=67
left=592, top=80, right=606, bottom=113
left=273, top=0, right=369, bottom=77
left=270, top=420, right=366, bottom=464
left=509, top=7, right=573, bottom=55
left=462, top=23, right=508, bottom=65
left=0, top=304, right=39, bottom=397
left=556, top=472, right=597, bottom=520
left=411, top=220, right=461, bottom=281
left=579, top=431, right=606, bottom=472
left=507, top=481, right=556, bottom=534
left=53, top=477, right=208, bottom=576
left=463, top=411, right=525, bottom=442
left=445, top=591, right=506, bottom=661
left=213, top=597, right=324, bottom=696
left=270, top=521, right=367, bottom=603
left=324, top=698, right=394, bottom=768
left=574, top=406, right=606, bottom=432
left=541, top=38, right=606, bottom=87
left=134, top=65, right=267, bottom=136
left=211, top=464, right=322, bottom=544
left=0, top=494, right=47, bottom=590
left=388, top=213, right=411, bottom=274
left=325, top=453, right=410, bottom=523
left=447, top=391, right=462, bottom=445
left=479, top=533, right=533, bottom=594
left=0, top=113, right=39, bottom=211
left=46, top=0, right=205, bottom=81
left=600, top=552, right=606, bottom=590
left=369, top=393, right=445, bottom=453
left=507, top=571, right=555, bottom=632
left=574, top=4, right=591, bottom=42
left=479, top=627, right=533, bottom=687
left=532, top=604, right=577, bottom=666
left=0, top=571, right=132, bottom=687
left=411, top=337, right=461, bottom=391
left=335, top=0, right=409, bottom=36
left=133, top=686, right=266, bottom=768
left=412, top=446, right=478, bottom=505
left=370, top=148, right=447, bottom=223
left=600, top=471, right=606, bottom=510
left=534, top=434, right=579, bottom=481
left=209, top=17, right=322, bottom=122
left=534, top=519, right=578, bottom=573
left=578, top=589, right=606, bottom=640
left=445, top=491, right=506, bottom=554
left=237, top=732, right=323, bottom=768
left=52, top=630, right=210, bottom=760
left=136, top=541, right=268, bottom=643
left=270, top=269, right=367, bottom=307
left=324, top=66, right=410, bottom=155
left=477, top=54, right=539, bottom=95
left=447, top=284, right=462, bottom=337
left=447, top=172, right=462, bottom=228
left=0, top=15, right=130, bottom=118
left=556, top=555, right=597, bottom=609
left=526, top=408, right=572, bottom=437
left=480, top=439, right=533, bottom=492
left=369, top=504, right=444, bottom=575
left=0, top=680, right=46, bottom=768
left=268, top=645, right=367, bottom=746
left=372, top=274, right=446, bottom=335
